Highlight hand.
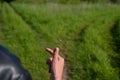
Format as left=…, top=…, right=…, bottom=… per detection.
left=46, top=47, right=64, bottom=80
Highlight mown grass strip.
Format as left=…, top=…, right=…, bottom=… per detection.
left=1, top=3, right=50, bottom=80
left=67, top=13, right=120, bottom=80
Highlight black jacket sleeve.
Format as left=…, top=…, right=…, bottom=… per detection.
left=0, top=45, right=32, bottom=80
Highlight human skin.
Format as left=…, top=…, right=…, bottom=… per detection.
left=46, top=48, right=64, bottom=80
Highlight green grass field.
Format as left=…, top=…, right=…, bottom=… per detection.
left=0, top=2, right=120, bottom=80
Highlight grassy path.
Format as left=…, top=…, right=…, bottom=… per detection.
left=10, top=3, right=119, bottom=80
left=10, top=3, right=120, bottom=80
left=67, top=12, right=120, bottom=80
left=1, top=2, right=120, bottom=80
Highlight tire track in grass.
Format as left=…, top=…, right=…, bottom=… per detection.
left=61, top=22, right=94, bottom=80
left=10, top=3, right=58, bottom=48
left=10, top=4, right=120, bottom=80
left=8, top=4, right=41, bottom=39
left=10, top=4, right=96, bottom=80
left=62, top=12, right=120, bottom=80
left=10, top=3, right=71, bottom=80
left=58, top=19, right=97, bottom=80
left=1, top=3, right=50, bottom=80
left=61, top=16, right=110, bottom=80
left=11, top=4, right=70, bottom=80
left=10, top=3, right=120, bottom=80
left=10, top=3, right=117, bottom=44
left=68, top=13, right=120, bottom=80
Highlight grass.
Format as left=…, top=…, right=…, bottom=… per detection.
left=11, top=3, right=119, bottom=38
left=1, top=3, right=50, bottom=80
left=11, top=3, right=120, bottom=54
left=111, top=19, right=120, bottom=53
left=0, top=2, right=120, bottom=80
left=0, top=2, right=3, bottom=43
left=110, top=19, right=120, bottom=77
left=67, top=13, right=120, bottom=80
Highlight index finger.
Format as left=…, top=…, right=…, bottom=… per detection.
left=46, top=48, right=54, bottom=55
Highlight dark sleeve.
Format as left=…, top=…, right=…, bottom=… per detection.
left=0, top=45, right=32, bottom=80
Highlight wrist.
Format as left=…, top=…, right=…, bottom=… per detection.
left=54, top=77, right=62, bottom=80
left=55, top=74, right=63, bottom=80
left=54, top=74, right=62, bottom=80
left=50, top=74, right=62, bottom=80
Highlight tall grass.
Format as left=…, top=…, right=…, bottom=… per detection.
left=1, top=3, right=50, bottom=80
left=110, top=19, right=120, bottom=77
left=67, top=11, right=120, bottom=80
left=111, top=19, right=120, bottom=53
left=11, top=3, right=119, bottom=50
